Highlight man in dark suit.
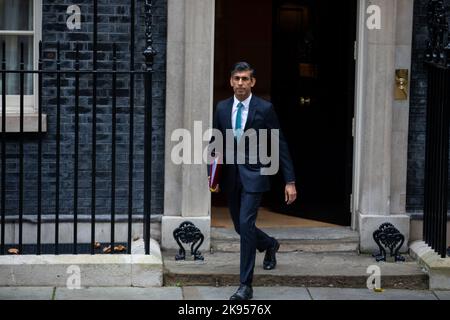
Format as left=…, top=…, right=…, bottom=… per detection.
left=211, top=62, right=297, bottom=300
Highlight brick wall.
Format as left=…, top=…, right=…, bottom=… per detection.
left=1, top=0, right=166, bottom=218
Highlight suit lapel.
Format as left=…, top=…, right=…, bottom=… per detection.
left=224, top=97, right=234, bottom=130
left=244, top=96, right=257, bottom=131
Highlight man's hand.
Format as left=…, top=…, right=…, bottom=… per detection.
left=285, top=183, right=297, bottom=205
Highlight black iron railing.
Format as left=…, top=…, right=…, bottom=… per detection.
left=143, top=0, right=157, bottom=256
left=0, top=0, right=156, bottom=255
left=1, top=40, right=5, bottom=256
left=423, top=0, right=449, bottom=258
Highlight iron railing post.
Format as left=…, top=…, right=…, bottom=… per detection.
left=19, top=42, right=24, bottom=254
left=1, top=41, right=5, bottom=256
left=128, top=0, right=136, bottom=255
left=55, top=42, right=61, bottom=255
left=143, top=0, right=157, bottom=255
left=37, top=41, right=43, bottom=255
left=73, top=42, right=80, bottom=255
left=91, top=0, right=98, bottom=255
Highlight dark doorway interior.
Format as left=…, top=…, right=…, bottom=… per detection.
left=213, top=0, right=357, bottom=226
left=214, top=0, right=274, bottom=102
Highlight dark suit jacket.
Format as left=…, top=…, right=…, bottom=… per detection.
left=212, top=95, right=295, bottom=193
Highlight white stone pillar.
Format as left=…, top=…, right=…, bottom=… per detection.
left=390, top=0, right=414, bottom=215
left=162, top=0, right=215, bottom=250
left=354, top=0, right=412, bottom=252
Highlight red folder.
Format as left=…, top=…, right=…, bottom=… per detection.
left=208, top=154, right=222, bottom=193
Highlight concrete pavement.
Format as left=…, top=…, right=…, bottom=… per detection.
left=0, top=286, right=448, bottom=300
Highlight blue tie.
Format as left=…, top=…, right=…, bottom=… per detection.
left=235, top=102, right=244, bottom=139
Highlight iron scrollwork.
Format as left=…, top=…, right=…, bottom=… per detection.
left=372, top=223, right=405, bottom=262
left=173, top=221, right=205, bottom=261
left=425, top=0, right=450, bottom=66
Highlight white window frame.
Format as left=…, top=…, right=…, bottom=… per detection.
left=0, top=0, right=46, bottom=132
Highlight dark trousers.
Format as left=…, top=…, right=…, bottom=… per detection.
left=227, top=167, right=275, bottom=286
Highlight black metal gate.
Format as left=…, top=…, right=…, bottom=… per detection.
left=423, top=0, right=449, bottom=258
left=0, top=0, right=156, bottom=255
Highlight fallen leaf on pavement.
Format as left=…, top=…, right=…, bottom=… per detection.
left=8, top=248, right=19, bottom=255
left=114, top=245, right=126, bottom=252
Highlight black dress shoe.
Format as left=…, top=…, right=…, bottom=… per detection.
left=230, top=284, right=253, bottom=300
left=263, top=239, right=280, bottom=270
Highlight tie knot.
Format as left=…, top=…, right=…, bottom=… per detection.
left=237, top=102, right=244, bottom=109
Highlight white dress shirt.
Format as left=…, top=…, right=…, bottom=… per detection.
left=231, top=94, right=252, bottom=131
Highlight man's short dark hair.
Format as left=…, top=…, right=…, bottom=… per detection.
left=231, top=62, right=256, bottom=78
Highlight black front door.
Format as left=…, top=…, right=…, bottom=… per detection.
left=269, top=0, right=357, bottom=226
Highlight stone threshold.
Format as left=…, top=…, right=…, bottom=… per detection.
left=211, top=227, right=360, bottom=253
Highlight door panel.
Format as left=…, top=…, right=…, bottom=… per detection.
left=270, top=0, right=356, bottom=226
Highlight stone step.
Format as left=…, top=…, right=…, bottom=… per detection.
left=211, top=227, right=360, bottom=253
left=162, top=251, right=428, bottom=290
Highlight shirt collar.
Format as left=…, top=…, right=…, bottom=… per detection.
left=234, top=94, right=252, bottom=109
